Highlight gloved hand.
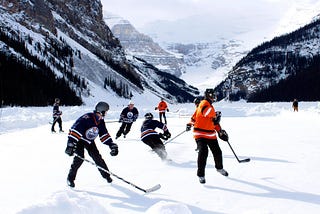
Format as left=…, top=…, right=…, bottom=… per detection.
left=65, top=139, right=77, bottom=156
left=167, top=109, right=169, bottom=112
left=163, top=130, right=171, bottom=139
left=159, top=133, right=166, bottom=140
left=118, top=117, right=123, bottom=123
left=109, top=143, right=118, bottom=156
left=218, top=129, right=229, bottom=141
left=186, top=123, right=192, bottom=131
left=155, top=107, right=158, bottom=110
left=213, top=111, right=221, bottom=125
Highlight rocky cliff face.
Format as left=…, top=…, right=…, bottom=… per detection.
left=104, top=13, right=184, bottom=77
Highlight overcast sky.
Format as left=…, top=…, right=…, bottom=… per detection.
left=100, top=0, right=306, bottom=28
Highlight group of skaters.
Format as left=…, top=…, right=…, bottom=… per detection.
left=52, top=89, right=231, bottom=187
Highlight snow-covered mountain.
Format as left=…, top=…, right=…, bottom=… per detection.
left=213, top=17, right=320, bottom=102
left=137, top=0, right=320, bottom=91
left=104, top=12, right=184, bottom=77
left=0, top=0, right=199, bottom=107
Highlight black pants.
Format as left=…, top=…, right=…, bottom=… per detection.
left=116, top=122, right=133, bottom=138
left=196, top=138, right=223, bottom=177
left=142, top=135, right=167, bottom=160
left=67, top=140, right=110, bottom=182
left=159, top=112, right=167, bottom=124
left=51, top=117, right=62, bottom=131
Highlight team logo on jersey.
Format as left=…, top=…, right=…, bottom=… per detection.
left=85, top=127, right=99, bottom=140
left=127, top=112, right=133, bottom=118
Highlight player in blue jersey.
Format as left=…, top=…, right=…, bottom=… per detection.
left=51, top=98, right=63, bottom=133
left=115, top=100, right=139, bottom=139
left=65, top=101, right=118, bottom=188
left=140, top=112, right=171, bottom=160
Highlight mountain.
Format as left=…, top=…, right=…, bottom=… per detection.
left=136, top=1, right=320, bottom=92
left=213, top=17, right=320, bottom=102
left=103, top=12, right=184, bottom=77
left=0, top=0, right=199, bottom=107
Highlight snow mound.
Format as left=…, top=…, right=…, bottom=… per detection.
left=146, top=200, right=192, bottom=214
left=16, top=190, right=110, bottom=214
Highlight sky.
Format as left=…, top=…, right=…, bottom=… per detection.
left=100, top=0, right=320, bottom=30
left=1, top=100, right=320, bottom=213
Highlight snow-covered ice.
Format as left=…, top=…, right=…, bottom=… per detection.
left=1, top=101, right=320, bottom=213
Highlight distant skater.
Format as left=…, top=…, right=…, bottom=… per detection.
left=155, top=98, right=169, bottom=124
left=292, top=99, right=298, bottom=112
left=115, top=100, right=139, bottom=139
left=51, top=98, right=63, bottom=133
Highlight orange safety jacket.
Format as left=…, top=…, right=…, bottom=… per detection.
left=192, top=99, right=221, bottom=140
left=157, top=101, right=168, bottom=113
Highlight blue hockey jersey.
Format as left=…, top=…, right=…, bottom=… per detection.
left=68, top=112, right=113, bottom=145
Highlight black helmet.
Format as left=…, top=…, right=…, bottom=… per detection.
left=193, top=97, right=201, bottom=105
left=144, top=112, right=153, bottom=120
left=95, top=101, right=109, bottom=116
left=204, top=89, right=216, bottom=101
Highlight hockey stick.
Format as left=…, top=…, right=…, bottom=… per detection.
left=74, top=154, right=161, bottom=193
left=105, top=120, right=119, bottom=123
left=49, top=116, right=60, bottom=125
left=164, top=130, right=187, bottom=145
left=226, top=141, right=250, bottom=163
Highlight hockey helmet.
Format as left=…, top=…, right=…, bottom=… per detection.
left=204, top=88, right=216, bottom=101
left=144, top=112, right=153, bottom=120
left=128, top=100, right=134, bottom=105
left=55, top=98, right=60, bottom=103
left=95, top=101, right=109, bottom=116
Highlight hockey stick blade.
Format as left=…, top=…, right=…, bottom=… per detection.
left=239, top=158, right=251, bottom=163
left=145, top=184, right=161, bottom=193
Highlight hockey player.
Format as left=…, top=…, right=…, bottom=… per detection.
left=140, top=112, right=171, bottom=160
left=155, top=98, right=169, bottom=124
left=115, top=100, right=139, bottom=139
left=292, top=99, right=299, bottom=112
left=65, top=101, right=118, bottom=188
left=188, top=89, right=229, bottom=184
left=51, top=98, right=63, bottom=133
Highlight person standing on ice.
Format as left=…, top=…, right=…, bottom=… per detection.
left=155, top=98, right=169, bottom=124
left=292, top=99, right=299, bottom=112
left=64, top=101, right=119, bottom=188
left=51, top=98, right=63, bottom=133
left=140, top=112, right=171, bottom=160
left=115, top=100, right=139, bottom=139
left=189, top=89, right=229, bottom=184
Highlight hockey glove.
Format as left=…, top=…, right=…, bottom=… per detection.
left=109, top=143, right=119, bottom=156
left=164, top=130, right=171, bottom=139
left=186, top=123, right=192, bottom=131
left=159, top=133, right=166, bottom=140
left=167, top=108, right=169, bottom=112
left=218, top=129, right=229, bottom=142
left=65, top=139, right=77, bottom=156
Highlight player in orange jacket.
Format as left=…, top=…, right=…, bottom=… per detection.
left=187, top=89, right=229, bottom=184
left=155, top=98, right=169, bottom=124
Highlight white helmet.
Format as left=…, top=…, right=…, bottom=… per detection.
left=128, top=100, right=134, bottom=105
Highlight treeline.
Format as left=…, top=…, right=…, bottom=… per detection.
left=0, top=53, right=82, bottom=106
left=248, top=55, right=320, bottom=102
left=104, top=76, right=132, bottom=99
left=0, top=27, right=84, bottom=106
